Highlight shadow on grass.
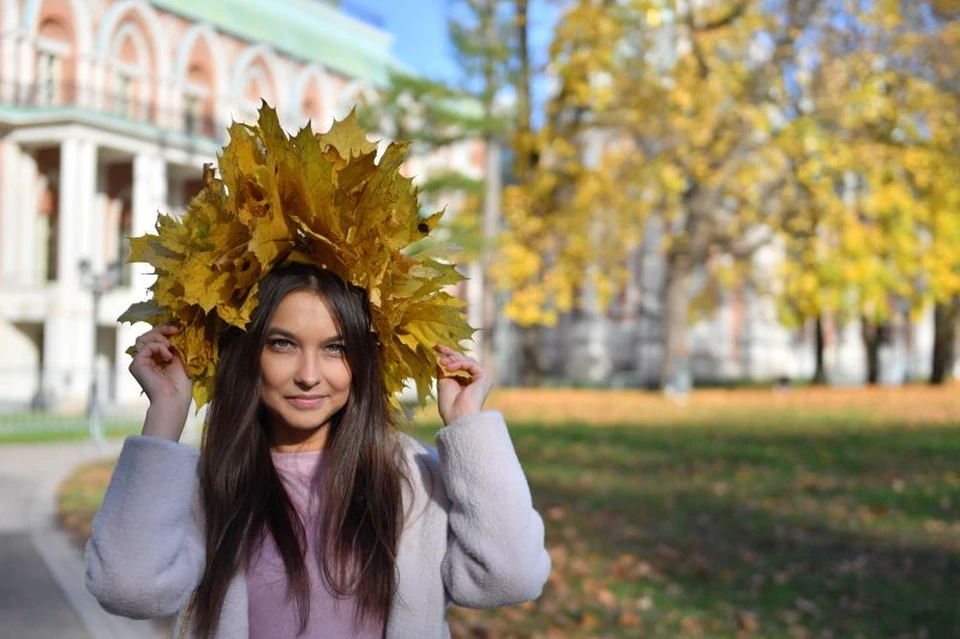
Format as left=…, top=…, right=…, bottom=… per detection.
left=502, top=420, right=960, bottom=638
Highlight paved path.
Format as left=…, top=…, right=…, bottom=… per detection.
left=0, top=439, right=165, bottom=639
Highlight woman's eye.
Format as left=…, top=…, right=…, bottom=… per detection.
left=267, top=338, right=294, bottom=350
left=325, top=343, right=346, bottom=355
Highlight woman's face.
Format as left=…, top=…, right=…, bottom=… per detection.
left=259, top=290, right=352, bottom=451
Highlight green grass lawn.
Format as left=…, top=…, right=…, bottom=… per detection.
left=0, top=413, right=141, bottom=445
left=0, top=424, right=142, bottom=445
left=414, top=411, right=960, bottom=638
left=58, top=391, right=960, bottom=638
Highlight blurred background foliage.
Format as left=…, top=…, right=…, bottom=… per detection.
left=362, top=0, right=960, bottom=389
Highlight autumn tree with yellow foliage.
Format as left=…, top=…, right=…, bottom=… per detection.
left=902, top=1, right=960, bottom=383
left=774, top=2, right=924, bottom=385
left=492, top=0, right=960, bottom=388
left=775, top=1, right=960, bottom=384
left=497, top=0, right=823, bottom=388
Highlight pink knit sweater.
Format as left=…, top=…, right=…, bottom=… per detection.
left=246, top=449, right=381, bottom=638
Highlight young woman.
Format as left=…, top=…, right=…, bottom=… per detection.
left=84, top=263, right=551, bottom=638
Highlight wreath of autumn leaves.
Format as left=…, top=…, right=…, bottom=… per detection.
left=119, top=102, right=474, bottom=410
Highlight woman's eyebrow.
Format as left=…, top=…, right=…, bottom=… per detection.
left=265, top=327, right=298, bottom=339
left=265, top=328, right=344, bottom=344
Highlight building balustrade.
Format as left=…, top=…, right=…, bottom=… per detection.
left=0, top=80, right=224, bottom=142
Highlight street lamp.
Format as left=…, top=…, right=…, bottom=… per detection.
left=79, top=259, right=121, bottom=444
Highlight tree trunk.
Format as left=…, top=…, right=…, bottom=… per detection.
left=660, top=252, right=693, bottom=392
left=812, top=315, right=826, bottom=385
left=518, top=325, right=542, bottom=386
left=930, top=297, right=959, bottom=384
left=860, top=317, right=880, bottom=385
left=479, top=141, right=501, bottom=379
left=511, top=0, right=540, bottom=387
left=514, top=0, right=533, bottom=183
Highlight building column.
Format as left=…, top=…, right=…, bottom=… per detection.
left=1, top=30, right=19, bottom=103
left=158, top=77, right=178, bottom=130
left=114, top=152, right=168, bottom=404
left=55, top=137, right=96, bottom=290
left=19, top=147, right=38, bottom=288
left=17, top=34, right=33, bottom=97
left=43, top=137, right=97, bottom=410
left=0, top=141, right=20, bottom=284
left=90, top=54, right=107, bottom=111
left=73, top=51, right=92, bottom=108
left=90, top=163, right=108, bottom=276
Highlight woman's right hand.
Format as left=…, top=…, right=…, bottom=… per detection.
left=130, top=325, right=193, bottom=440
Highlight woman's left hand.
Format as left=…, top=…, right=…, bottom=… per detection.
left=435, top=344, right=493, bottom=426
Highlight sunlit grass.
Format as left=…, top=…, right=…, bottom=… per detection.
left=0, top=423, right=141, bottom=445
left=426, top=417, right=960, bottom=637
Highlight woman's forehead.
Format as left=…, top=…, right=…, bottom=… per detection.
left=268, top=291, right=339, bottom=335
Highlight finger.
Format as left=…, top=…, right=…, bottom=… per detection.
left=138, top=336, right=173, bottom=350
left=136, top=342, right=174, bottom=363
left=136, top=331, right=174, bottom=348
left=135, top=325, right=177, bottom=344
left=132, top=342, right=163, bottom=359
left=439, top=354, right=483, bottom=374
left=152, top=345, right=175, bottom=362
left=437, top=349, right=472, bottom=363
left=136, top=326, right=166, bottom=341
left=440, top=358, right=481, bottom=374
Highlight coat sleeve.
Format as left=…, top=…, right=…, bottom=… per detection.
left=84, top=435, right=206, bottom=619
left=435, top=411, right=551, bottom=608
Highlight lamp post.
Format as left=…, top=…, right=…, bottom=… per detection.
left=79, top=259, right=121, bottom=444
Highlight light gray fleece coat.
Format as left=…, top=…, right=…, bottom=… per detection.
left=85, top=410, right=551, bottom=638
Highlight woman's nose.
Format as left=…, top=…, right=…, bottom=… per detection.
left=294, top=353, right=320, bottom=387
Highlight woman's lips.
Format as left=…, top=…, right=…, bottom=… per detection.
left=287, top=396, right=325, bottom=409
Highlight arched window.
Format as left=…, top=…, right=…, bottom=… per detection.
left=240, top=59, right=276, bottom=123
left=96, top=2, right=168, bottom=121
left=299, top=72, right=324, bottom=127
left=184, top=63, right=207, bottom=135
left=177, top=28, right=219, bottom=137
left=109, top=23, right=149, bottom=119
left=34, top=9, right=74, bottom=105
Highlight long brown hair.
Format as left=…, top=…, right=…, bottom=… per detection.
left=190, top=264, right=406, bottom=637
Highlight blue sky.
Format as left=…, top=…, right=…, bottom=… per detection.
left=360, top=0, right=558, bottom=126
left=364, top=0, right=460, bottom=81
left=363, top=0, right=558, bottom=83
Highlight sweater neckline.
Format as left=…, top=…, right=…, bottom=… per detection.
left=269, top=448, right=324, bottom=477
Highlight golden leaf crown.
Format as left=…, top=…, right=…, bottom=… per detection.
left=119, top=101, right=474, bottom=410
